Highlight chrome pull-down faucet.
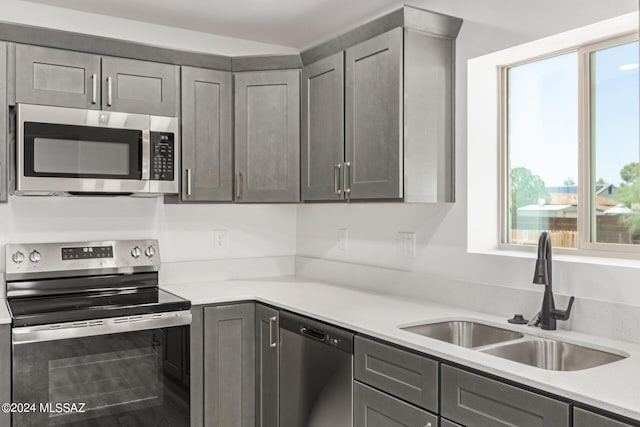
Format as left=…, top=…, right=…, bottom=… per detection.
left=530, top=231, right=575, bottom=330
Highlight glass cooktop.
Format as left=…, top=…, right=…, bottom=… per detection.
left=8, top=287, right=190, bottom=327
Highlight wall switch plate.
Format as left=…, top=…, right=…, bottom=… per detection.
left=338, top=228, right=349, bottom=251
left=213, top=229, right=228, bottom=250
left=398, top=232, right=416, bottom=257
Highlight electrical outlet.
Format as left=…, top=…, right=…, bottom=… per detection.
left=398, top=232, right=416, bottom=257
left=338, top=228, right=349, bottom=251
left=213, top=229, right=228, bottom=250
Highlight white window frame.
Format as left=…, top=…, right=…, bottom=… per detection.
left=499, top=33, right=639, bottom=257
left=467, top=12, right=640, bottom=262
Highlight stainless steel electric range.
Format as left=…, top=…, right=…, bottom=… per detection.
left=5, top=239, right=191, bottom=427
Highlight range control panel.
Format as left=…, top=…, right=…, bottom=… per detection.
left=150, top=132, right=174, bottom=181
left=5, top=239, right=160, bottom=280
left=61, top=246, right=114, bottom=260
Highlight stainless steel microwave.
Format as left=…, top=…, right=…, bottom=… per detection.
left=13, top=103, right=179, bottom=196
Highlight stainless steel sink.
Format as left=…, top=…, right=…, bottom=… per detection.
left=401, top=321, right=524, bottom=348
left=480, top=338, right=627, bottom=371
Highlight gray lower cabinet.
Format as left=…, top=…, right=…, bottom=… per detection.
left=354, top=336, right=438, bottom=413
left=354, top=381, right=438, bottom=427
left=234, top=69, right=300, bottom=203
left=101, top=56, right=178, bottom=116
left=0, top=323, right=10, bottom=427
left=15, top=44, right=101, bottom=109
left=204, top=304, right=256, bottom=427
left=574, top=408, right=635, bottom=427
left=441, top=365, right=570, bottom=427
left=256, top=305, right=279, bottom=427
left=440, top=419, right=463, bottom=427
left=301, top=52, right=344, bottom=201
left=181, top=66, right=232, bottom=202
left=0, top=42, right=7, bottom=202
left=345, top=28, right=403, bottom=200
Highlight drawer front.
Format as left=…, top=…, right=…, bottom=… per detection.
left=441, top=365, right=569, bottom=427
left=354, top=381, right=438, bottom=427
left=439, top=419, right=463, bottom=427
left=574, top=408, right=635, bottom=427
left=354, top=336, right=438, bottom=412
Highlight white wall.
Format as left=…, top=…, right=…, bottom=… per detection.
left=0, top=197, right=297, bottom=294
left=296, top=0, right=640, bottom=342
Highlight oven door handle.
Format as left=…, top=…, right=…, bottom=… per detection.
left=12, top=311, right=192, bottom=345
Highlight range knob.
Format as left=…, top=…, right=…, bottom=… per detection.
left=145, top=246, right=156, bottom=258
left=12, top=251, right=25, bottom=264
left=131, top=246, right=142, bottom=259
left=29, top=250, right=41, bottom=263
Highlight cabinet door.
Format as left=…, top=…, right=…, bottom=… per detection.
left=204, top=304, right=256, bottom=427
left=234, top=70, right=300, bottom=203
left=345, top=27, right=403, bottom=200
left=440, top=419, right=463, bottom=427
left=441, top=365, right=570, bottom=427
left=256, top=305, right=279, bottom=427
left=0, top=324, right=9, bottom=427
left=354, top=381, right=438, bottom=427
left=15, top=44, right=101, bottom=109
left=102, top=56, right=178, bottom=116
left=301, top=52, right=345, bottom=201
left=0, top=42, right=7, bottom=203
left=181, top=66, right=232, bottom=202
left=574, top=408, right=635, bottom=427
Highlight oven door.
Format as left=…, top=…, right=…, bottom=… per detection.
left=16, top=103, right=151, bottom=194
left=11, top=313, right=190, bottom=427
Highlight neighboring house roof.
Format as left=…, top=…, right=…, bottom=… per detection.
left=548, top=184, right=618, bottom=213
left=517, top=204, right=577, bottom=218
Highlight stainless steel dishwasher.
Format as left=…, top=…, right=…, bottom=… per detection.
left=279, top=311, right=354, bottom=427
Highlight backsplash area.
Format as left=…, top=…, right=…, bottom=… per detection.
left=0, top=197, right=297, bottom=296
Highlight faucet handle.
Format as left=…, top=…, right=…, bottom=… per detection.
left=551, top=296, right=575, bottom=321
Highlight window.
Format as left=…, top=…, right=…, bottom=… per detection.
left=503, top=35, right=639, bottom=252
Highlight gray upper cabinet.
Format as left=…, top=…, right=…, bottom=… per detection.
left=14, top=44, right=178, bottom=116
left=301, top=52, right=344, bottom=201
left=102, top=56, right=178, bottom=116
left=345, top=28, right=403, bottom=200
left=441, top=365, right=570, bottom=427
left=0, top=42, right=7, bottom=203
left=234, top=69, right=300, bottom=203
left=181, top=66, right=232, bottom=202
left=300, top=7, right=461, bottom=203
left=15, top=44, right=101, bottom=109
left=204, top=304, right=256, bottom=427
left=256, top=305, right=279, bottom=427
left=574, top=408, right=635, bottom=427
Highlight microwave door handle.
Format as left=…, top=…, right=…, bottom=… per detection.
left=141, top=130, right=151, bottom=180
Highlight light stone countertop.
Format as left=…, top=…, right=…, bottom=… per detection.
left=0, top=300, right=10, bottom=325
left=162, top=277, right=640, bottom=422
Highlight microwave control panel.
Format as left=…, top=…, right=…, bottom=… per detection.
left=150, top=132, right=175, bottom=181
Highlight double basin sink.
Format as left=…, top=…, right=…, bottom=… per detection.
left=401, top=321, right=626, bottom=371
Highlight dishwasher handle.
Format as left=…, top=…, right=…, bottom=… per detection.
left=300, top=326, right=327, bottom=342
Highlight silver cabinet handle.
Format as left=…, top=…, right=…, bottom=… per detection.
left=334, top=163, right=342, bottom=195
left=107, top=76, right=113, bottom=106
left=269, top=316, right=277, bottom=348
left=236, top=171, right=243, bottom=200
left=91, top=74, right=97, bottom=104
left=185, top=168, right=192, bottom=196
left=343, top=162, right=351, bottom=196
